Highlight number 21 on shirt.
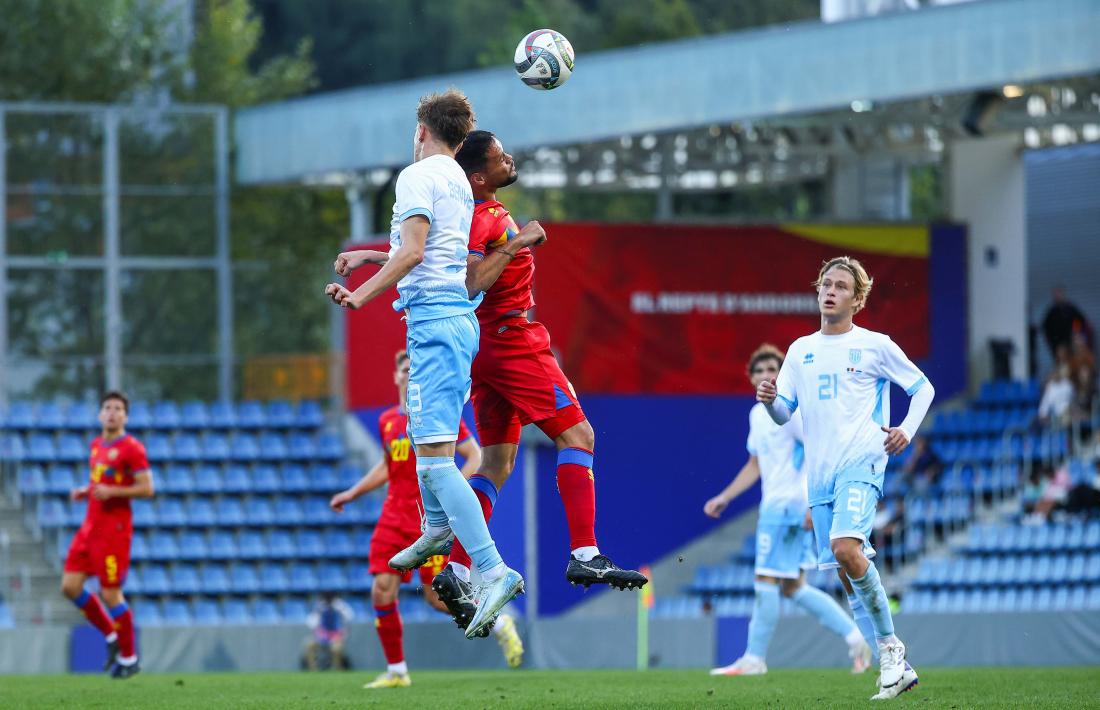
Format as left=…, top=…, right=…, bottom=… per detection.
left=818, top=373, right=839, bottom=400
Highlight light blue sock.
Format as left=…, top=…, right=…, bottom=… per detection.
left=847, top=594, right=880, bottom=661
left=745, top=582, right=780, bottom=659
left=417, top=456, right=503, bottom=574
left=793, top=585, right=858, bottom=640
left=850, top=563, right=895, bottom=641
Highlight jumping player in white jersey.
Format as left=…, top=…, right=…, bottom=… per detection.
left=757, top=257, right=934, bottom=701
left=705, top=344, right=872, bottom=677
left=325, top=90, right=522, bottom=640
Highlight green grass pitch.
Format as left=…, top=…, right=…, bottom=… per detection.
left=5, top=667, right=1098, bottom=709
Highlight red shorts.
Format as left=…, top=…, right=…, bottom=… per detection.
left=471, top=317, right=587, bottom=446
left=367, top=512, right=448, bottom=584
left=63, top=522, right=131, bottom=588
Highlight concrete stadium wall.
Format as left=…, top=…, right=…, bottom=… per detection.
left=3, top=612, right=1097, bottom=674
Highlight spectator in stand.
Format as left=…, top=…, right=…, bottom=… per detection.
left=1037, top=364, right=1075, bottom=428
left=872, top=497, right=905, bottom=559
left=1072, top=367, right=1096, bottom=426
left=1041, top=287, right=1091, bottom=361
left=303, top=592, right=354, bottom=671
left=900, top=436, right=942, bottom=496
left=1025, top=463, right=1073, bottom=524
left=1069, top=331, right=1096, bottom=383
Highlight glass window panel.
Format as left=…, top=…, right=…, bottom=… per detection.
left=119, top=194, right=216, bottom=256
left=120, top=269, right=217, bottom=356
left=4, top=112, right=103, bottom=186
left=5, top=194, right=103, bottom=256
left=119, top=114, right=215, bottom=187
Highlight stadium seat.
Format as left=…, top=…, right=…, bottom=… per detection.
left=222, top=465, right=252, bottom=494
left=304, top=496, right=338, bottom=526
left=209, top=401, right=237, bottom=429
left=229, top=564, right=260, bottom=594
left=56, top=434, right=85, bottom=462
left=130, top=533, right=150, bottom=562
left=351, top=529, right=372, bottom=552
left=142, top=564, right=171, bottom=595
left=152, top=401, right=182, bottom=430
left=148, top=531, right=181, bottom=561
left=1089, top=587, right=1100, bottom=611
left=192, top=598, right=221, bottom=625
left=266, top=530, right=296, bottom=559
left=179, top=401, right=211, bottom=429
left=45, top=465, right=76, bottom=495
left=185, top=498, right=216, bottom=528
left=266, top=401, right=296, bottom=428
left=144, top=434, right=172, bottom=463
left=4, top=401, right=36, bottom=429
left=173, top=434, right=202, bottom=462
left=249, top=496, right=276, bottom=526
left=279, top=597, right=310, bottom=623
left=295, top=530, right=325, bottom=559
left=26, top=434, right=57, bottom=463
left=296, top=401, right=325, bottom=428
left=259, top=562, right=291, bottom=593
left=289, top=563, right=321, bottom=593
left=157, top=498, right=187, bottom=527
left=230, top=434, right=260, bottom=462
left=66, top=501, right=87, bottom=527
left=35, top=401, right=65, bottom=430
left=1068, top=586, right=1088, bottom=610
left=322, top=530, right=354, bottom=559
left=347, top=598, right=370, bottom=620
left=160, top=464, right=196, bottom=494
left=204, top=564, right=232, bottom=595
left=281, top=464, right=310, bottom=493
left=200, top=433, right=231, bottom=463
left=345, top=563, right=372, bottom=593
left=1085, top=522, right=1100, bottom=549
left=131, top=502, right=156, bottom=528
left=221, top=598, right=251, bottom=624
left=17, top=465, right=46, bottom=495
left=312, top=464, right=341, bottom=491
left=237, top=531, right=265, bottom=559
left=251, top=465, right=280, bottom=494
left=177, top=532, right=210, bottom=561
left=286, top=433, right=317, bottom=461
left=317, top=562, right=349, bottom=591
left=314, top=432, right=344, bottom=461
left=161, top=599, right=193, bottom=625
left=258, top=432, right=289, bottom=462
left=127, top=402, right=153, bottom=430
left=274, top=496, right=305, bottom=525
left=215, top=498, right=246, bottom=526
left=207, top=530, right=238, bottom=560
left=63, top=402, right=97, bottom=430
left=236, top=401, right=267, bottom=429
left=134, top=601, right=163, bottom=627
left=193, top=465, right=224, bottom=494
left=250, top=598, right=281, bottom=624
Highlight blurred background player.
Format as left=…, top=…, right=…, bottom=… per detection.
left=303, top=591, right=354, bottom=671
left=429, top=130, right=647, bottom=632
left=758, top=257, right=934, bottom=701
left=60, top=391, right=153, bottom=679
left=325, top=90, right=523, bottom=640
left=704, top=344, right=871, bottom=677
left=330, top=351, right=523, bottom=688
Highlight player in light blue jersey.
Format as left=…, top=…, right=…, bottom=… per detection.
left=325, top=90, right=522, bottom=641
left=758, top=257, right=934, bottom=701
left=705, top=344, right=871, bottom=678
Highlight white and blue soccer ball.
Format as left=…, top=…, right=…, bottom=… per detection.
left=514, top=29, right=575, bottom=91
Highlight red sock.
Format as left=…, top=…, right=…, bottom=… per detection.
left=449, top=475, right=498, bottom=570
left=74, top=591, right=115, bottom=637
left=557, top=447, right=597, bottom=550
left=108, top=602, right=135, bottom=658
left=374, top=602, right=404, bottom=664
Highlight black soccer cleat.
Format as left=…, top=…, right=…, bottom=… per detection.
left=103, top=638, right=119, bottom=672
left=566, top=554, right=649, bottom=590
left=109, top=661, right=141, bottom=679
left=432, top=566, right=494, bottom=638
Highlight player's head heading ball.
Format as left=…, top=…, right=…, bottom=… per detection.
left=814, top=256, right=873, bottom=316
left=415, top=88, right=476, bottom=154
left=456, top=130, right=518, bottom=191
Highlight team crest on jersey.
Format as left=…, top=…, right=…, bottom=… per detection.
left=849, top=349, right=862, bottom=364
left=384, top=421, right=393, bottom=433
left=108, top=448, right=119, bottom=460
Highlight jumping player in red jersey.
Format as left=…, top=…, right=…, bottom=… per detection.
left=329, top=351, right=523, bottom=689
left=428, top=130, right=648, bottom=631
left=60, top=391, right=153, bottom=679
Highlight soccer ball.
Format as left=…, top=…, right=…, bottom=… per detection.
left=514, top=29, right=575, bottom=91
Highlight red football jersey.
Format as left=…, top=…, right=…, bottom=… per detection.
left=468, top=200, right=535, bottom=324
left=84, top=434, right=149, bottom=526
left=377, top=406, right=473, bottom=502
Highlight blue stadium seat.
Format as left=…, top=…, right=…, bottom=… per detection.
left=350, top=496, right=383, bottom=525
left=314, top=432, right=344, bottom=461
left=1018, top=587, right=1037, bottom=612
left=200, top=433, right=230, bottom=463
left=236, top=401, right=267, bottom=429
left=193, top=465, right=224, bottom=494
left=179, top=401, right=210, bottom=429
left=26, top=434, right=57, bottom=463
left=17, top=465, right=45, bottom=494
left=237, top=531, right=265, bottom=559
left=205, top=563, right=232, bottom=595
left=177, top=532, right=209, bottom=561
left=281, top=464, right=310, bottom=493
left=173, top=434, right=201, bottom=463
left=317, top=562, right=349, bottom=591
left=286, top=433, right=316, bottom=461
left=36, top=401, right=66, bottom=430
left=63, top=402, right=97, bottom=430
left=152, top=401, right=182, bottom=429
left=192, top=598, right=221, bottom=625
left=157, top=498, right=187, bottom=527
left=258, top=432, right=289, bottom=462
left=323, top=530, right=354, bottom=559
left=1068, top=586, right=1088, bottom=610
left=274, top=496, right=305, bottom=525
left=351, top=528, right=372, bottom=553
left=250, top=496, right=276, bottom=526
left=289, top=563, right=320, bottom=593
left=347, top=598, right=369, bottom=620
left=215, top=498, right=246, bottom=526
left=266, top=530, right=296, bottom=559
left=266, top=401, right=296, bottom=428
left=207, top=530, right=238, bottom=560
left=230, top=434, right=260, bottom=462
left=131, top=502, right=156, bottom=528
left=209, top=401, right=238, bottom=429
left=46, top=465, right=76, bottom=495
left=5, top=401, right=36, bottom=429
left=185, top=498, right=216, bottom=527
left=312, top=464, right=341, bottom=491
left=1088, top=553, right=1100, bottom=583
left=1050, top=555, right=1069, bottom=584
left=251, top=465, right=280, bottom=494
left=295, top=530, right=324, bottom=558
left=142, top=564, right=170, bottom=595
left=1085, top=521, right=1100, bottom=549
left=130, top=533, right=150, bottom=562
left=259, top=563, right=291, bottom=593
left=346, top=563, right=372, bottom=592
left=148, top=531, right=181, bottom=561
left=1035, top=587, right=1054, bottom=611
left=230, top=564, right=260, bottom=594
left=160, top=464, right=195, bottom=494
left=56, top=434, right=85, bottom=462
left=279, top=597, right=310, bottom=623
left=250, top=598, right=280, bottom=624
left=122, top=565, right=142, bottom=594
left=161, top=599, right=193, bottom=625
left=1066, top=523, right=1086, bottom=550
left=1089, top=586, right=1100, bottom=611
left=1067, top=553, right=1087, bottom=584
left=127, top=402, right=153, bottom=430
left=221, top=598, right=251, bottom=624
left=1052, top=586, right=1071, bottom=611
left=338, top=464, right=361, bottom=489
left=297, top=401, right=325, bottom=428
left=222, top=465, right=252, bottom=494
left=134, top=601, right=163, bottom=627
left=144, top=434, right=172, bottom=463
left=66, top=501, right=87, bottom=527
left=304, top=496, right=338, bottom=526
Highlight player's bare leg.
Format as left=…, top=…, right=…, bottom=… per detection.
left=61, top=572, right=120, bottom=672
left=780, top=573, right=871, bottom=674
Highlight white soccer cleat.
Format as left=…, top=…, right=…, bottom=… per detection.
left=388, top=531, right=453, bottom=572
left=709, top=655, right=767, bottom=676
left=850, top=639, right=873, bottom=674
left=873, top=640, right=911, bottom=697
left=871, top=661, right=918, bottom=700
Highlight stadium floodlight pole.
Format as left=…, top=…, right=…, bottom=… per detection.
left=102, top=108, right=123, bottom=392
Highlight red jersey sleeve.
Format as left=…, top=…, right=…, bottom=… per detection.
left=457, top=417, right=474, bottom=444
left=469, top=204, right=511, bottom=258
left=127, top=438, right=150, bottom=474
left=378, top=414, right=391, bottom=463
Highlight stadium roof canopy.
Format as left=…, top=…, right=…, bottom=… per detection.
left=236, top=0, right=1100, bottom=192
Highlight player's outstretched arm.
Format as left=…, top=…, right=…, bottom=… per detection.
left=465, top=220, right=546, bottom=298
left=704, top=456, right=761, bottom=519
left=330, top=459, right=388, bottom=512
left=882, top=380, right=936, bottom=455
left=334, top=250, right=389, bottom=277
left=456, top=436, right=482, bottom=479
left=91, top=471, right=154, bottom=501
left=324, top=217, right=429, bottom=310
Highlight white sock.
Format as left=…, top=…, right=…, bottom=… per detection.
left=877, top=633, right=900, bottom=648
left=571, top=546, right=600, bottom=562
left=846, top=628, right=865, bottom=648
left=491, top=613, right=512, bottom=638
left=449, top=561, right=471, bottom=583
left=387, top=661, right=408, bottom=675
left=118, top=655, right=137, bottom=666
left=105, top=632, right=118, bottom=643
left=481, top=561, right=507, bottom=582
left=425, top=523, right=451, bottom=540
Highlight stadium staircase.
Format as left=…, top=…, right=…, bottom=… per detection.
left=0, top=399, right=437, bottom=628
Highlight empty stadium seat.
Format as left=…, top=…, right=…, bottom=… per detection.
left=63, top=402, right=97, bottom=430
left=289, top=563, right=321, bottom=593
left=266, top=401, right=296, bottom=428
left=204, top=564, right=232, bottom=595
left=237, top=401, right=267, bottom=429
left=56, top=434, right=85, bottom=462
left=312, top=464, right=341, bottom=491
left=26, top=434, right=57, bottom=462
left=315, top=432, right=344, bottom=461
left=222, top=465, right=252, bottom=494
left=17, top=465, right=46, bottom=494
left=192, top=598, right=222, bottom=625
left=161, top=599, right=193, bottom=625
left=152, top=401, right=182, bottom=429
left=286, top=433, right=316, bottom=460
left=258, top=432, right=288, bottom=462
left=142, top=565, right=171, bottom=595
left=250, top=496, right=277, bottom=526
left=185, top=498, right=216, bottom=527
left=157, top=498, right=187, bottom=527
left=127, top=402, right=153, bottom=430
left=215, top=498, right=246, bottom=526
left=317, top=562, right=349, bottom=591
left=46, top=465, right=76, bottom=495
left=209, top=401, right=237, bottom=429
left=237, top=531, right=265, bottom=559
left=200, top=433, right=231, bottom=463
left=250, top=598, right=280, bottom=624
left=279, top=597, right=310, bottom=622
left=144, top=434, right=172, bottom=462
left=173, top=434, right=202, bottom=462
left=297, top=401, right=325, bottom=428
left=251, top=465, right=280, bottom=494
left=130, top=533, right=150, bottom=562
left=259, top=563, right=290, bottom=593
left=323, top=530, right=354, bottom=558
left=160, top=464, right=196, bottom=494
left=207, top=530, right=238, bottom=560
left=4, top=402, right=36, bottom=429
left=266, top=530, right=296, bottom=559
left=179, top=401, right=211, bottom=429
left=193, top=465, right=224, bottom=494
left=275, top=496, right=305, bottom=525
left=281, top=464, right=310, bottom=493
left=346, top=563, right=372, bottom=592
left=177, top=532, right=210, bottom=561
left=230, top=434, right=260, bottom=462
left=221, top=598, right=251, bottom=624
left=230, top=564, right=260, bottom=594
left=134, top=601, right=162, bottom=627
left=295, top=530, right=325, bottom=558
left=148, top=531, right=181, bottom=561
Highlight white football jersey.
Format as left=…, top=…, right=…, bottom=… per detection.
left=747, top=403, right=807, bottom=525
left=774, top=325, right=927, bottom=506
left=389, top=154, right=480, bottom=322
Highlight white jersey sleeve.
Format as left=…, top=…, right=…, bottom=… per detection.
left=872, top=336, right=927, bottom=395
left=774, top=348, right=801, bottom=413
left=393, top=167, right=436, bottom=224
left=746, top=410, right=762, bottom=456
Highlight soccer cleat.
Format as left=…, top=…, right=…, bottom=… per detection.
left=103, top=638, right=119, bottom=672
left=363, top=671, right=411, bottom=689
left=876, top=640, right=908, bottom=693
left=565, top=554, right=649, bottom=590
left=709, top=655, right=767, bottom=676
left=388, top=532, right=453, bottom=572
left=493, top=613, right=524, bottom=668
left=850, top=639, right=873, bottom=674
left=431, top=566, right=488, bottom=635
left=871, top=662, right=918, bottom=700
left=465, top=568, right=524, bottom=640
left=109, top=661, right=140, bottom=679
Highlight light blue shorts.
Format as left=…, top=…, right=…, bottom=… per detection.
left=810, top=480, right=879, bottom=570
left=754, top=521, right=817, bottom=579
left=405, top=312, right=480, bottom=446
